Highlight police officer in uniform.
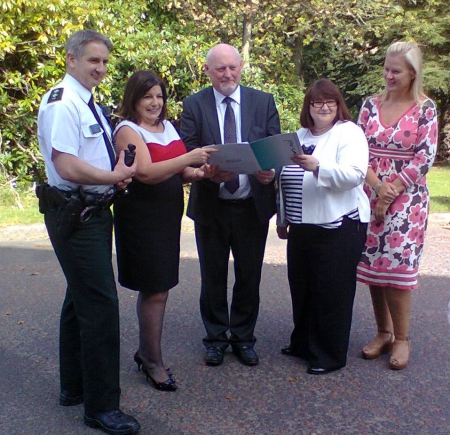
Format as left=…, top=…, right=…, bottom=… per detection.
left=37, top=30, right=140, bottom=435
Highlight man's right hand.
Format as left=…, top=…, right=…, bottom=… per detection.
left=211, top=170, right=236, bottom=184
left=276, top=225, right=289, bottom=240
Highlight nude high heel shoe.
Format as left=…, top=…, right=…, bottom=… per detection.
left=389, top=337, right=411, bottom=370
left=362, top=330, right=395, bottom=360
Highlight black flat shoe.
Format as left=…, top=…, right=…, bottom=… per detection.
left=59, top=390, right=83, bottom=406
left=204, top=346, right=224, bottom=366
left=233, top=346, right=259, bottom=366
left=307, top=366, right=343, bottom=375
left=84, top=409, right=140, bottom=435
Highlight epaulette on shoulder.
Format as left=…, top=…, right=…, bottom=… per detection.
left=48, top=88, right=64, bottom=103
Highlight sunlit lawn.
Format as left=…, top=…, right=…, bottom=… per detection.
left=427, top=162, right=450, bottom=213
left=0, top=162, right=449, bottom=228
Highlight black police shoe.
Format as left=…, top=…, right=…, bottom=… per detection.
left=84, top=409, right=140, bottom=435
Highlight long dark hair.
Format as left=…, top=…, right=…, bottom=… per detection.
left=118, top=70, right=168, bottom=125
left=299, top=79, right=352, bottom=129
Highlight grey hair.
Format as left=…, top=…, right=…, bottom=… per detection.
left=65, top=29, right=112, bottom=59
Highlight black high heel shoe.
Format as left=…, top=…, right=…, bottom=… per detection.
left=133, top=352, right=177, bottom=391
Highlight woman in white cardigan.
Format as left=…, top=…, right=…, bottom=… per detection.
left=277, top=79, right=370, bottom=374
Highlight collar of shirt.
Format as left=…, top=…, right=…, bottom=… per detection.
left=213, top=86, right=242, bottom=144
left=63, top=74, right=92, bottom=105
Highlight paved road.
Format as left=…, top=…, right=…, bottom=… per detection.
left=1, top=219, right=449, bottom=435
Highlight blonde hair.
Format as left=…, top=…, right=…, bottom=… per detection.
left=383, top=41, right=426, bottom=103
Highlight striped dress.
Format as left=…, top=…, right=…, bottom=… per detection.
left=356, top=96, right=438, bottom=290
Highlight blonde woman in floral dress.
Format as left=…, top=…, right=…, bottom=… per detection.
left=356, top=41, right=438, bottom=370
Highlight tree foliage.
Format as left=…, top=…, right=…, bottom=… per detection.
left=1, top=0, right=449, bottom=183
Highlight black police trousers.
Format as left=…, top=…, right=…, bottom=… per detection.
left=45, top=206, right=120, bottom=413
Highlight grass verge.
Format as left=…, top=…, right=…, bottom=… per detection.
left=0, top=163, right=449, bottom=228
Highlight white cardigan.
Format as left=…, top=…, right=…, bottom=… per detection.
left=277, top=121, right=370, bottom=226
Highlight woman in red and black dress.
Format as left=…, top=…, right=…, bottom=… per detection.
left=114, top=71, right=214, bottom=390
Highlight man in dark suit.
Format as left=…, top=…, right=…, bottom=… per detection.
left=180, top=43, right=281, bottom=366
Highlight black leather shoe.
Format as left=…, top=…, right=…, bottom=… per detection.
left=59, top=390, right=83, bottom=406
left=307, top=366, right=343, bottom=375
left=233, top=346, right=259, bottom=366
left=84, top=410, right=140, bottom=435
left=281, top=345, right=304, bottom=358
left=205, top=346, right=224, bottom=366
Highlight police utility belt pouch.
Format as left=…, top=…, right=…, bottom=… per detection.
left=35, top=183, right=50, bottom=214
left=55, top=192, right=83, bottom=239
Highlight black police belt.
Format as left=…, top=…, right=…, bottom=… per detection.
left=37, top=184, right=116, bottom=221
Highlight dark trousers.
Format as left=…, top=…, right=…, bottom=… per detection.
left=287, top=217, right=367, bottom=369
left=45, top=207, right=120, bottom=413
left=195, top=199, right=269, bottom=348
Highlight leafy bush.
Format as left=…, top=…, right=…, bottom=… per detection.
left=1, top=0, right=449, bottom=185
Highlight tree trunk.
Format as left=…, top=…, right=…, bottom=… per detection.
left=242, top=0, right=257, bottom=67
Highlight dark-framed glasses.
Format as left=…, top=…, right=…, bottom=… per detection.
left=310, top=100, right=338, bottom=108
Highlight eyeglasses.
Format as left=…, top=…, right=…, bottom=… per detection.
left=310, top=101, right=338, bottom=108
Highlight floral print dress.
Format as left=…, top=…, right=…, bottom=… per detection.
left=356, top=95, right=438, bottom=290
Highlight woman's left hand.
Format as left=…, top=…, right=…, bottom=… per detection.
left=374, top=198, right=392, bottom=222
left=291, top=154, right=319, bottom=172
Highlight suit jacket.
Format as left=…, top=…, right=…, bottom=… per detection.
left=180, top=85, right=281, bottom=225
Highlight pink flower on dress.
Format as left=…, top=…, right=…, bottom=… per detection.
left=425, top=107, right=435, bottom=121
left=414, top=152, right=427, bottom=165
left=379, top=158, right=391, bottom=173
left=389, top=193, right=409, bottom=213
left=370, top=160, right=378, bottom=171
left=407, top=226, right=421, bottom=242
left=429, top=120, right=438, bottom=144
left=409, top=204, right=422, bottom=224
left=366, top=119, right=380, bottom=137
left=416, top=229, right=425, bottom=245
left=359, top=107, right=370, bottom=126
left=370, top=220, right=385, bottom=235
left=387, top=232, right=404, bottom=249
left=393, top=117, right=417, bottom=147
left=418, top=211, right=426, bottom=226
left=385, top=173, right=397, bottom=184
left=417, top=124, right=429, bottom=144
left=377, top=128, right=394, bottom=145
left=421, top=192, right=428, bottom=202
left=366, top=234, right=378, bottom=248
left=373, top=256, right=392, bottom=269
left=402, top=249, right=411, bottom=259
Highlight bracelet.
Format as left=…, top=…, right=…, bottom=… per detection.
left=374, top=180, right=383, bottom=196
